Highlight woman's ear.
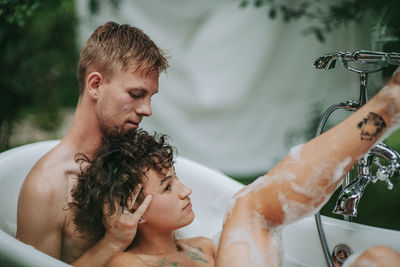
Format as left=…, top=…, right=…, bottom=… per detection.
left=85, top=72, right=103, bottom=99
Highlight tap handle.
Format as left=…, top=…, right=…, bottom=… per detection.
left=373, top=158, right=396, bottom=190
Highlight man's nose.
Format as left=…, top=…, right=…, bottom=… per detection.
left=136, top=100, right=152, bottom=117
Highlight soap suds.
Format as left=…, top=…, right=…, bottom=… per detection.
left=225, top=224, right=265, bottom=267
left=333, top=157, right=352, bottom=181
left=278, top=157, right=352, bottom=225
left=224, top=171, right=296, bottom=223
left=226, top=156, right=352, bottom=227
left=278, top=192, right=309, bottom=225
left=235, top=170, right=296, bottom=199
left=289, top=144, right=303, bottom=162
left=224, top=211, right=283, bottom=267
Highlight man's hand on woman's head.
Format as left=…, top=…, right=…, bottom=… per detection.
left=102, top=184, right=153, bottom=251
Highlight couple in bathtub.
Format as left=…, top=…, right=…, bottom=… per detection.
left=17, top=21, right=400, bottom=266
left=72, top=97, right=400, bottom=267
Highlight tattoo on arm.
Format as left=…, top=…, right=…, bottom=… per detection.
left=357, top=112, right=386, bottom=141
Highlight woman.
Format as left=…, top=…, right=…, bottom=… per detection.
left=70, top=130, right=215, bottom=266
left=70, top=70, right=400, bottom=267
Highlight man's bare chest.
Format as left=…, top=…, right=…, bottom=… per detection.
left=60, top=205, right=93, bottom=263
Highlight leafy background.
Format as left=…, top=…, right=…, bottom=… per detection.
left=0, top=0, right=79, bottom=149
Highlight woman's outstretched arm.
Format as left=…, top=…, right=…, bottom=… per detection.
left=216, top=69, right=400, bottom=267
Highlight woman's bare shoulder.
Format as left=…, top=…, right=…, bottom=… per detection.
left=178, top=237, right=217, bottom=258
left=105, top=252, right=147, bottom=267
left=184, top=236, right=214, bottom=246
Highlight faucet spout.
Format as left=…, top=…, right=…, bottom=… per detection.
left=333, top=175, right=370, bottom=216
left=313, top=53, right=338, bottom=70
left=333, top=143, right=400, bottom=217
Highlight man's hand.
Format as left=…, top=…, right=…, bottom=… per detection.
left=102, top=184, right=153, bottom=251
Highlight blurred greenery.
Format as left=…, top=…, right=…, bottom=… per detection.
left=0, top=0, right=79, bottom=151
left=239, top=0, right=400, bottom=43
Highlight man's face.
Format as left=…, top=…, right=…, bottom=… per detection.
left=141, top=167, right=194, bottom=232
left=95, top=67, right=159, bottom=133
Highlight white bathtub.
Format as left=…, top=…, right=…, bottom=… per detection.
left=0, top=141, right=399, bottom=266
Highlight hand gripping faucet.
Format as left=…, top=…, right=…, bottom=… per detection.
left=333, top=143, right=400, bottom=216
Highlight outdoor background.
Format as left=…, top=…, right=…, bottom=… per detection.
left=1, top=0, right=399, bottom=230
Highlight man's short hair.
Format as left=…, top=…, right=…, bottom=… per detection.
left=77, top=21, right=169, bottom=94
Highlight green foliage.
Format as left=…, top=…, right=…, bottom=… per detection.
left=0, top=0, right=79, bottom=150
left=239, top=0, right=400, bottom=43
left=87, top=0, right=120, bottom=14
left=0, top=0, right=41, bottom=27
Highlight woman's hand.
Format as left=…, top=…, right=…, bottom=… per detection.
left=102, top=184, right=152, bottom=251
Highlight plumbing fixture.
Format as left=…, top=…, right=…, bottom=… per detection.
left=313, top=50, right=400, bottom=71
left=333, top=143, right=400, bottom=216
left=312, top=50, right=400, bottom=267
left=331, top=244, right=353, bottom=267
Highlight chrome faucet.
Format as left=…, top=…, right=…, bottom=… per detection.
left=313, top=50, right=400, bottom=70
left=313, top=52, right=339, bottom=69
left=333, top=143, right=400, bottom=216
left=312, top=50, right=400, bottom=267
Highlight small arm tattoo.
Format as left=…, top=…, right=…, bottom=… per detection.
left=357, top=112, right=386, bottom=141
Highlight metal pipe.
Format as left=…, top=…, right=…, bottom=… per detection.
left=314, top=103, right=351, bottom=267
left=359, top=73, right=368, bottom=106
left=313, top=84, right=367, bottom=266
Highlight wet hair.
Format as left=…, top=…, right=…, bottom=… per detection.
left=77, top=21, right=169, bottom=94
left=69, top=129, right=174, bottom=241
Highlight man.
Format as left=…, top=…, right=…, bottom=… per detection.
left=16, top=21, right=168, bottom=266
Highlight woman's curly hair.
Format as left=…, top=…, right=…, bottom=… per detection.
left=69, top=129, right=174, bottom=241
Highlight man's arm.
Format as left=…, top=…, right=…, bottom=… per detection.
left=17, top=173, right=63, bottom=259
left=18, top=156, right=152, bottom=267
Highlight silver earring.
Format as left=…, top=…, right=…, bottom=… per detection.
left=139, top=217, right=145, bottom=224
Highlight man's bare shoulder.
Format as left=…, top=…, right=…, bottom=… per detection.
left=16, top=142, right=82, bottom=252
left=20, top=142, right=79, bottom=204
left=27, top=142, right=78, bottom=180
left=106, top=252, right=147, bottom=267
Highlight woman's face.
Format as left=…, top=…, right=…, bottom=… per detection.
left=141, top=167, right=194, bottom=232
